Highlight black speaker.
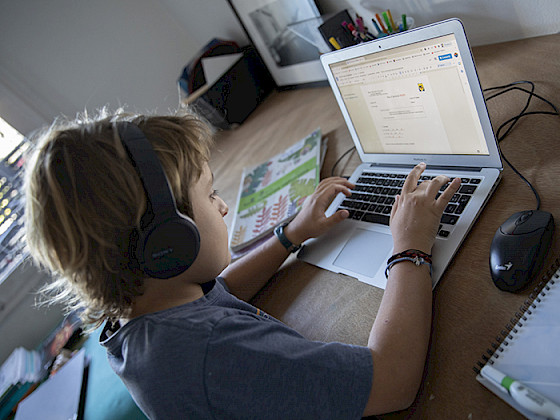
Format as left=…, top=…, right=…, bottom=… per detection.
left=117, top=122, right=200, bottom=279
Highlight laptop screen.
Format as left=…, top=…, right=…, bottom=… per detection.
left=328, top=33, right=490, bottom=156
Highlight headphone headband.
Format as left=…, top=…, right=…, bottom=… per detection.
left=117, top=121, right=200, bottom=279
left=117, top=122, right=178, bottom=224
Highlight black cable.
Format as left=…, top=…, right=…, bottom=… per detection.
left=485, top=82, right=559, bottom=142
left=483, top=81, right=560, bottom=211
left=495, top=111, right=559, bottom=143
left=331, top=146, right=356, bottom=177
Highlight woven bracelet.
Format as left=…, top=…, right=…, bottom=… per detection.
left=385, top=249, right=433, bottom=278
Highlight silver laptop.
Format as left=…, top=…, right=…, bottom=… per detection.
left=298, top=18, right=502, bottom=289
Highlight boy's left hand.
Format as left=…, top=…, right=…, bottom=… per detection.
left=283, top=177, right=354, bottom=246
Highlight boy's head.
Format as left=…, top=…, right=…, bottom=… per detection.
left=25, top=110, right=214, bottom=325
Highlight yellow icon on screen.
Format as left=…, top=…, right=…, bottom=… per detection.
left=418, top=83, right=425, bottom=92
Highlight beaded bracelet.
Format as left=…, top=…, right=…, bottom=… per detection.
left=385, top=249, right=433, bottom=278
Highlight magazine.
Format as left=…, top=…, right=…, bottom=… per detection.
left=229, top=129, right=322, bottom=253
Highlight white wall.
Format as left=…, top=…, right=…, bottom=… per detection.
left=0, top=0, right=199, bottom=134
left=0, top=261, right=65, bottom=364
left=320, top=0, right=560, bottom=47
left=2, top=0, right=559, bottom=135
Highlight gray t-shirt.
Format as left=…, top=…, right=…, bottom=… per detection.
left=100, top=278, right=372, bottom=419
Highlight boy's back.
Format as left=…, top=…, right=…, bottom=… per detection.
left=102, top=278, right=371, bottom=419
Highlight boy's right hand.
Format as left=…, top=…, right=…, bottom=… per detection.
left=390, top=163, right=461, bottom=255
left=283, top=177, right=354, bottom=247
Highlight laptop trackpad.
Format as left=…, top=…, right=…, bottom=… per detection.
left=333, top=229, right=393, bottom=277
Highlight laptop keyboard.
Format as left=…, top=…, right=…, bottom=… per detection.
left=337, top=171, right=482, bottom=238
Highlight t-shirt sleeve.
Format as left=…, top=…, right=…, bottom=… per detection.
left=204, top=312, right=372, bottom=419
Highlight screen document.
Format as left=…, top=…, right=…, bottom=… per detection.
left=329, top=34, right=489, bottom=155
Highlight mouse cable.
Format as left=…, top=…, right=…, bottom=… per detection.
left=484, top=81, right=559, bottom=141
left=331, top=145, right=356, bottom=177
left=483, top=80, right=560, bottom=211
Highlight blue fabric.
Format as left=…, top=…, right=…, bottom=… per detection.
left=82, top=327, right=147, bottom=420
left=101, top=279, right=372, bottom=419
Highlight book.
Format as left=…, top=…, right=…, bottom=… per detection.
left=0, top=348, right=43, bottom=401
left=475, top=257, right=560, bottom=419
left=229, top=129, right=323, bottom=253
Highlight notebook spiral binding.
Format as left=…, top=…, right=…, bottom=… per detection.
left=473, top=257, right=560, bottom=374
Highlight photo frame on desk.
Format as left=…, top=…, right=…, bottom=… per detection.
left=228, top=0, right=327, bottom=88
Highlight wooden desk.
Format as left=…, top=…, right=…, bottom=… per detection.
left=210, top=34, right=560, bottom=418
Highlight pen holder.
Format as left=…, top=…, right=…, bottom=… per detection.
left=318, top=10, right=361, bottom=51
left=372, top=15, right=415, bottom=38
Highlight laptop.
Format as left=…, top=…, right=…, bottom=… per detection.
left=298, top=18, right=502, bottom=289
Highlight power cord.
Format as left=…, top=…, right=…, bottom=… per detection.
left=331, top=145, right=356, bottom=177
left=483, top=81, right=560, bottom=210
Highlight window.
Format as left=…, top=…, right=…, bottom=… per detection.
left=0, top=117, right=29, bottom=284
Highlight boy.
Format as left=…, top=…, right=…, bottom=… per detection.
left=25, top=110, right=460, bottom=419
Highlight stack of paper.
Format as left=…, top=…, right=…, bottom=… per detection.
left=0, top=348, right=43, bottom=396
left=0, top=347, right=44, bottom=419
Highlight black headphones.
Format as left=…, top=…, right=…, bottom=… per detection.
left=117, top=122, right=200, bottom=279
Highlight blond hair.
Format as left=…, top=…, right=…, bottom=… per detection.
left=25, top=109, right=214, bottom=327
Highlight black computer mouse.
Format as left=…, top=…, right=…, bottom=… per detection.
left=489, top=210, right=554, bottom=292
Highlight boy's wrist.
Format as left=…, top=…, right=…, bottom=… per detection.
left=275, top=223, right=303, bottom=253
left=392, top=240, right=433, bottom=256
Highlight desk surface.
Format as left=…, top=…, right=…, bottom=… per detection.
left=211, top=33, right=560, bottom=418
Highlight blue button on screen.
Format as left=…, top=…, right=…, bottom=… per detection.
left=438, top=54, right=452, bottom=61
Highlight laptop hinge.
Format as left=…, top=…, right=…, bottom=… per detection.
left=367, top=163, right=484, bottom=172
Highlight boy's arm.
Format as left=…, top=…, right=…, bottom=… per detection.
left=220, top=177, right=354, bottom=301
left=362, top=164, right=460, bottom=415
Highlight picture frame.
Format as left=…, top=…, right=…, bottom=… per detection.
left=228, top=0, right=328, bottom=87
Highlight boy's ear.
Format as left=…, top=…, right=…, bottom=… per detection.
left=136, top=215, right=200, bottom=279
left=118, top=122, right=200, bottom=279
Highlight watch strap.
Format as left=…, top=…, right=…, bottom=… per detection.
left=274, top=223, right=301, bottom=253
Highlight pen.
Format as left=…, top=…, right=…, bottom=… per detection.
left=341, top=21, right=360, bottom=43
left=382, top=11, right=393, bottom=33
left=387, top=9, right=397, bottom=33
left=375, top=13, right=388, bottom=34
left=328, top=37, right=341, bottom=50
left=355, top=14, right=366, bottom=34
left=481, top=365, right=560, bottom=420
left=370, top=17, right=382, bottom=35
left=347, top=23, right=365, bottom=41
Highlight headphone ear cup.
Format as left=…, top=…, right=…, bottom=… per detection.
left=138, top=214, right=200, bottom=279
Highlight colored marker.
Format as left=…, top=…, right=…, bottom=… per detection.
left=382, top=11, right=393, bottom=33
left=371, top=18, right=383, bottom=35
left=402, top=14, right=408, bottom=31
left=347, top=23, right=364, bottom=41
left=341, top=21, right=352, bottom=35
left=387, top=10, right=397, bottom=33
left=328, top=37, right=341, bottom=50
left=355, top=14, right=366, bottom=34
left=481, top=365, right=560, bottom=420
left=375, top=13, right=388, bottom=34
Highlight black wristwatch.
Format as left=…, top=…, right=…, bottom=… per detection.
left=274, top=223, right=301, bottom=253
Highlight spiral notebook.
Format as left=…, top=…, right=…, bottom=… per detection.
left=475, top=258, right=560, bottom=419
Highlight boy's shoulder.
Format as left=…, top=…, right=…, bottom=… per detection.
left=100, top=278, right=271, bottom=346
